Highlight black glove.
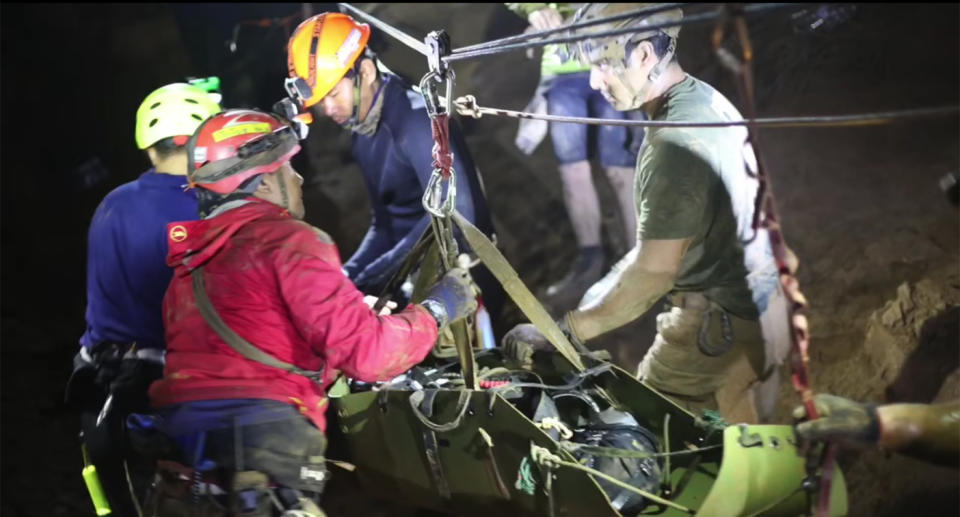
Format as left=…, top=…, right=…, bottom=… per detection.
left=420, top=268, right=478, bottom=328
left=108, top=358, right=165, bottom=414
left=502, top=324, right=552, bottom=367
left=793, top=394, right=880, bottom=445
left=502, top=316, right=609, bottom=368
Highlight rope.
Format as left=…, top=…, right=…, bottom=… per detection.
left=453, top=3, right=689, bottom=54
left=558, top=442, right=722, bottom=460
left=444, top=3, right=800, bottom=64
left=337, top=3, right=429, bottom=56
left=709, top=8, right=837, bottom=516
left=537, top=417, right=574, bottom=440
left=529, top=444, right=695, bottom=514
left=453, top=94, right=960, bottom=129
left=663, top=413, right=672, bottom=494
left=515, top=456, right=537, bottom=496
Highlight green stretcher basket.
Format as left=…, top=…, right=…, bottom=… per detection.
left=329, top=356, right=847, bottom=517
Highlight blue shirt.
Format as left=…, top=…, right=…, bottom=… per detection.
left=345, top=75, right=494, bottom=293
left=79, top=170, right=198, bottom=350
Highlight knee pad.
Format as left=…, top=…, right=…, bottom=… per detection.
left=232, top=474, right=326, bottom=517
left=231, top=471, right=273, bottom=516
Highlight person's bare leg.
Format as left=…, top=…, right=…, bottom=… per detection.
left=546, top=160, right=606, bottom=313
left=559, top=160, right=602, bottom=248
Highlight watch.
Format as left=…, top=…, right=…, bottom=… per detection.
left=420, top=299, right=448, bottom=328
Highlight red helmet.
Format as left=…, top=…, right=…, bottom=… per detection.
left=187, top=109, right=301, bottom=195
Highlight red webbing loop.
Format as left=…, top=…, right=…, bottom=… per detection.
left=713, top=8, right=835, bottom=516
left=430, top=113, right=454, bottom=178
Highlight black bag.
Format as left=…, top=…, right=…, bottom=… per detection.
left=571, top=421, right=662, bottom=516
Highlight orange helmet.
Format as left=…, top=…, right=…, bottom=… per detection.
left=287, top=12, right=371, bottom=108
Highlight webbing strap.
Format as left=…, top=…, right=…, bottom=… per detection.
left=711, top=10, right=836, bottom=515
left=191, top=268, right=323, bottom=381
left=373, top=224, right=434, bottom=312
left=416, top=390, right=453, bottom=499
left=409, top=389, right=472, bottom=433
left=451, top=211, right=586, bottom=371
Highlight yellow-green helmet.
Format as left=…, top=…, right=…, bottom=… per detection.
left=135, top=83, right=222, bottom=150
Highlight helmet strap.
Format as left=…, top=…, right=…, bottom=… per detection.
left=277, top=169, right=290, bottom=211
left=338, top=59, right=366, bottom=131
left=621, top=36, right=676, bottom=111
left=349, top=79, right=362, bottom=127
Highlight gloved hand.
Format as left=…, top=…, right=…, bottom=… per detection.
left=109, top=358, right=165, bottom=413
left=502, top=316, right=604, bottom=368
left=420, top=268, right=477, bottom=328
left=793, top=393, right=880, bottom=445
left=502, top=323, right=552, bottom=367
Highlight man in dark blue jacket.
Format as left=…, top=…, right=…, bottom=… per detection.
left=286, top=13, right=504, bottom=331
left=67, top=82, right=221, bottom=516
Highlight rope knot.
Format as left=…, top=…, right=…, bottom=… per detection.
left=530, top=443, right=563, bottom=470
left=454, top=95, right=482, bottom=119
left=537, top=417, right=574, bottom=440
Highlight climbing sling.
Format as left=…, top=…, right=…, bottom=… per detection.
left=190, top=267, right=324, bottom=382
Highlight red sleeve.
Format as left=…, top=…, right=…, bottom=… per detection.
left=273, top=222, right=438, bottom=382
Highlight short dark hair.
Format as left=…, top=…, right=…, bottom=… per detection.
left=196, top=173, right=264, bottom=218
left=148, top=136, right=186, bottom=161
left=625, top=32, right=677, bottom=65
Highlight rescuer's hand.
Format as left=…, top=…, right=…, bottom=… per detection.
left=363, top=295, right=397, bottom=316
left=528, top=6, right=564, bottom=32
left=793, top=393, right=880, bottom=445
left=421, top=268, right=478, bottom=328
left=109, top=358, right=164, bottom=413
left=502, top=324, right=552, bottom=367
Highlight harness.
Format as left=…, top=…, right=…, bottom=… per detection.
left=190, top=267, right=324, bottom=383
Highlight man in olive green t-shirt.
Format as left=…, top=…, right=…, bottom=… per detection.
left=504, top=4, right=790, bottom=422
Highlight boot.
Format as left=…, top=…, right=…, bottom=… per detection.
left=544, top=246, right=606, bottom=314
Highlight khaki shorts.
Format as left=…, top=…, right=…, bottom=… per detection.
left=637, top=292, right=765, bottom=423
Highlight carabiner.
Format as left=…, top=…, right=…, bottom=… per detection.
left=419, top=69, right=457, bottom=118
left=422, top=167, right=458, bottom=217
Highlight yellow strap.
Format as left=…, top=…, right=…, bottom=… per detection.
left=451, top=211, right=585, bottom=371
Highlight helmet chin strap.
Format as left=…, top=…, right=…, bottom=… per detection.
left=339, top=64, right=365, bottom=131
left=277, top=172, right=290, bottom=211
left=342, top=81, right=363, bottom=130
left=620, top=37, right=676, bottom=111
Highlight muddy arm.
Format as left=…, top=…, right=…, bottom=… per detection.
left=567, top=237, right=689, bottom=342
left=877, top=400, right=960, bottom=467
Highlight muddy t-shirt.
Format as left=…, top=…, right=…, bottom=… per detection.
left=635, top=75, right=773, bottom=319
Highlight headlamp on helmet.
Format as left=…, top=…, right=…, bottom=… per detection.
left=187, top=109, right=302, bottom=195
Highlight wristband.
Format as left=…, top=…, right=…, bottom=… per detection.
left=421, top=299, right=448, bottom=329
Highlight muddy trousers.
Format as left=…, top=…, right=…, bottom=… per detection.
left=637, top=292, right=766, bottom=423
left=148, top=404, right=329, bottom=517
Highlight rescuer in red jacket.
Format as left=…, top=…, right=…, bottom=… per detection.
left=148, top=108, right=476, bottom=516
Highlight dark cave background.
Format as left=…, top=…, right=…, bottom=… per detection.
left=2, top=3, right=958, bottom=516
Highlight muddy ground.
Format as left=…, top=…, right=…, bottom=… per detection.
left=1, top=3, right=958, bottom=517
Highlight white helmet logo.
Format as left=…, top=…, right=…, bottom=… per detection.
left=193, top=147, right=208, bottom=164
left=336, top=29, right=362, bottom=67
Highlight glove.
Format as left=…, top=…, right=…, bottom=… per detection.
left=793, top=393, right=880, bottom=445
left=502, top=323, right=552, bottom=368
left=420, top=268, right=477, bottom=328
left=109, top=358, right=165, bottom=413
